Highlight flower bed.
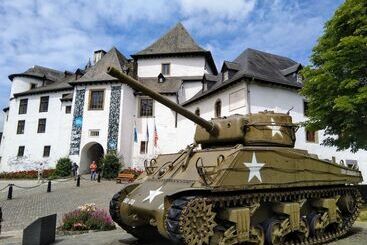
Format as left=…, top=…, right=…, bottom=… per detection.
left=60, top=203, right=115, bottom=233
left=0, top=169, right=55, bottom=179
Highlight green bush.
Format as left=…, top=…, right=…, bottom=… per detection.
left=54, top=157, right=72, bottom=177
left=101, top=153, right=122, bottom=179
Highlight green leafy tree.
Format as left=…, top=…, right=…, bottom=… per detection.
left=54, top=157, right=72, bottom=177
left=101, top=153, right=123, bottom=179
left=301, top=0, right=367, bottom=152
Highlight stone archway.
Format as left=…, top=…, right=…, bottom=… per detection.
left=80, top=142, right=104, bottom=173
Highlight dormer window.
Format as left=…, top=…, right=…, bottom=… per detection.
left=223, top=71, right=229, bottom=81
left=158, top=73, right=166, bottom=83
left=161, top=63, right=170, bottom=75
left=30, top=83, right=36, bottom=89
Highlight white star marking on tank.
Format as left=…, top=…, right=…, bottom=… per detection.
left=142, top=186, right=164, bottom=203
left=244, top=153, right=265, bottom=182
left=267, top=118, right=283, bottom=138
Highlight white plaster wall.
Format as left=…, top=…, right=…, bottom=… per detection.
left=10, top=77, right=43, bottom=98
left=119, top=84, right=135, bottom=167
left=0, top=91, right=73, bottom=172
left=249, top=82, right=367, bottom=183
left=137, top=56, right=207, bottom=77
left=77, top=85, right=111, bottom=169
left=180, top=81, right=202, bottom=102
left=132, top=95, right=178, bottom=168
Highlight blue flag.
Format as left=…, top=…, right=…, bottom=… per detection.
left=146, top=124, right=149, bottom=142
left=133, top=121, right=138, bottom=143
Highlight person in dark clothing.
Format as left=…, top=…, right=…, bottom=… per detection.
left=71, top=162, right=79, bottom=180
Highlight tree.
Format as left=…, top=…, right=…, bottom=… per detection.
left=301, top=0, right=367, bottom=152
left=54, top=157, right=72, bottom=177
left=101, top=153, right=123, bottom=179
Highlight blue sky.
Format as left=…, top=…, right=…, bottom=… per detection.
left=0, top=0, right=344, bottom=127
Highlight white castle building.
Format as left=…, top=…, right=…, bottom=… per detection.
left=1, top=23, right=366, bottom=180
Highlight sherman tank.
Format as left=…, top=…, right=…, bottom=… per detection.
left=107, top=67, right=363, bottom=245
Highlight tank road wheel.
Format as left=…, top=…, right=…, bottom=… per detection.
left=307, top=212, right=328, bottom=237
left=166, top=197, right=217, bottom=245
left=110, top=190, right=162, bottom=242
left=338, top=193, right=357, bottom=214
left=263, top=219, right=285, bottom=245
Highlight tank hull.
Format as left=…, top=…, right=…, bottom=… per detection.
left=110, top=146, right=363, bottom=244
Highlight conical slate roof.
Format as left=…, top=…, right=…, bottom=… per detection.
left=133, top=23, right=207, bottom=56
left=76, top=47, right=128, bottom=83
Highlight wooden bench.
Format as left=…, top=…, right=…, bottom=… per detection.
left=116, top=173, right=135, bottom=183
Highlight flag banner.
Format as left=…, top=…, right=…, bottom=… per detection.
left=146, top=123, right=149, bottom=142
left=154, top=121, right=158, bottom=147
left=133, top=121, right=138, bottom=143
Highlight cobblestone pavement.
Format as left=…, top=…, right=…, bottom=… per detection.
left=2, top=222, right=367, bottom=245
left=1, top=178, right=366, bottom=244
left=0, top=177, right=123, bottom=232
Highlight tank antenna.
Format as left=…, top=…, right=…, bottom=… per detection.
left=287, top=107, right=294, bottom=115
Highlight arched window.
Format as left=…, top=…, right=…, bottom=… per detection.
left=195, top=107, right=200, bottom=116
left=215, top=99, right=221, bottom=118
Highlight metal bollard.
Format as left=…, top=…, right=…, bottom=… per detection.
left=97, top=173, right=101, bottom=183
left=76, top=175, right=80, bottom=187
left=7, top=184, right=13, bottom=200
left=47, top=180, right=52, bottom=193
left=0, top=206, right=2, bottom=234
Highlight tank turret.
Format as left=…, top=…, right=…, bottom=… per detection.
left=107, top=67, right=297, bottom=148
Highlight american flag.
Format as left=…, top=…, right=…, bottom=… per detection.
left=154, top=122, right=158, bottom=147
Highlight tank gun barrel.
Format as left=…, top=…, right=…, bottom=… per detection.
left=107, top=67, right=218, bottom=135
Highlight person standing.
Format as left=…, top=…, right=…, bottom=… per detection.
left=37, top=162, right=44, bottom=183
left=90, top=161, right=97, bottom=181
left=71, top=162, right=79, bottom=180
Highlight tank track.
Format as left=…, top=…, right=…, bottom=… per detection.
left=110, top=189, right=162, bottom=242
left=166, top=186, right=363, bottom=245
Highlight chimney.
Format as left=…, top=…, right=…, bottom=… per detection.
left=94, top=50, right=106, bottom=64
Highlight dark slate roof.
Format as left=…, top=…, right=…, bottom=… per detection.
left=60, top=93, right=73, bottom=101
left=134, top=23, right=206, bottom=56
left=203, top=73, right=221, bottom=83
left=14, top=74, right=75, bottom=97
left=72, top=47, right=128, bottom=83
left=182, top=48, right=303, bottom=106
left=9, top=65, right=65, bottom=82
left=138, top=76, right=202, bottom=94
left=132, top=23, right=218, bottom=75
left=221, top=61, right=241, bottom=72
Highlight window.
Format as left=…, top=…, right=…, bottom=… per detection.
left=89, top=90, right=104, bottom=110
left=215, top=99, right=222, bottom=118
left=140, top=141, right=148, bottom=154
left=195, top=108, right=200, bottom=116
left=65, top=106, right=72, bottom=114
left=43, top=146, right=51, bottom=157
left=139, top=97, right=153, bottom=117
left=89, top=130, right=100, bottom=137
left=30, top=83, right=36, bottom=89
left=223, top=71, right=229, bottom=81
left=39, top=96, right=49, bottom=112
left=17, top=146, right=25, bottom=157
left=161, top=63, right=170, bottom=75
left=19, top=99, right=28, bottom=114
left=306, top=129, right=318, bottom=143
left=303, top=100, right=309, bottom=117
left=17, top=120, right=25, bottom=134
left=37, top=118, right=46, bottom=133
